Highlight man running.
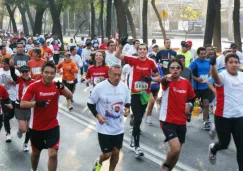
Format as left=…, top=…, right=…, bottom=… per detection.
left=208, top=53, right=243, bottom=170
left=11, top=42, right=31, bottom=69
left=87, top=64, right=131, bottom=171
left=20, top=61, right=72, bottom=171
left=115, top=36, right=161, bottom=157
left=160, top=59, right=195, bottom=171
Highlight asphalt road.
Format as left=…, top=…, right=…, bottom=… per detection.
left=0, top=79, right=239, bottom=171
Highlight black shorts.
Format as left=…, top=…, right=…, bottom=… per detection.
left=160, top=121, right=187, bottom=144
left=98, top=133, right=124, bottom=153
left=80, top=67, right=83, bottom=75
left=151, top=88, right=160, bottom=97
left=29, top=126, right=60, bottom=152
left=195, top=88, right=214, bottom=103
left=63, top=80, right=75, bottom=93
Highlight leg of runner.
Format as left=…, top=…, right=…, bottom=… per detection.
left=109, top=147, right=120, bottom=171
left=145, top=93, right=154, bottom=125
left=17, top=120, right=27, bottom=138
left=31, top=151, right=41, bottom=171
left=3, top=114, right=11, bottom=143
left=0, top=113, right=3, bottom=131
left=48, top=148, right=58, bottom=171
left=202, top=99, right=210, bottom=130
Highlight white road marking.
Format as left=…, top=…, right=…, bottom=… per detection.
left=59, top=106, right=197, bottom=171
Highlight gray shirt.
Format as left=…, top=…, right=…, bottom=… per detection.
left=180, top=67, right=192, bottom=84
left=11, top=53, right=31, bottom=67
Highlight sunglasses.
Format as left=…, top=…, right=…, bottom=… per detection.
left=21, top=70, right=29, bottom=73
left=169, top=66, right=181, bottom=70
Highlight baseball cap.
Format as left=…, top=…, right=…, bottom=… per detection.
left=2, top=58, right=10, bottom=65
left=230, top=43, right=237, bottom=49
left=152, top=44, right=159, bottom=48
left=64, top=52, right=71, bottom=57
left=187, top=40, right=192, bottom=47
left=148, top=53, right=156, bottom=58
left=20, top=65, right=30, bottom=71
left=128, top=36, right=134, bottom=40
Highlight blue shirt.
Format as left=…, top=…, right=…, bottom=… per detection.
left=189, top=58, right=210, bottom=90
left=77, top=48, right=83, bottom=56
left=151, top=64, right=163, bottom=90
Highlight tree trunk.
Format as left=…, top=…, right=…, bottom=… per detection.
left=48, top=0, right=64, bottom=50
left=124, top=1, right=136, bottom=39
left=114, top=0, right=127, bottom=40
left=100, top=0, right=104, bottom=41
left=151, top=0, right=166, bottom=40
left=203, top=0, right=216, bottom=46
left=18, top=4, right=29, bottom=34
left=233, top=0, right=242, bottom=52
left=142, top=0, right=148, bottom=44
left=33, top=7, right=45, bottom=35
left=25, top=2, right=34, bottom=32
left=63, top=10, right=68, bottom=35
left=91, top=0, right=96, bottom=38
left=5, top=4, right=17, bottom=33
left=0, top=9, right=4, bottom=30
left=213, top=0, right=221, bottom=52
left=106, top=0, right=112, bottom=38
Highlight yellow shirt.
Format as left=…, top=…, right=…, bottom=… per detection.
left=177, top=50, right=192, bottom=67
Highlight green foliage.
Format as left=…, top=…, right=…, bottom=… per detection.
left=181, top=5, right=202, bottom=21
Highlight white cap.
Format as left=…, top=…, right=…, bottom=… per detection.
left=128, top=36, right=133, bottom=40
left=152, top=44, right=159, bottom=48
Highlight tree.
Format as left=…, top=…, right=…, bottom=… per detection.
left=233, top=0, right=242, bottom=52
left=151, top=0, right=166, bottom=40
left=90, top=0, right=96, bottom=38
left=106, top=0, right=112, bottom=38
left=25, top=0, right=34, bottom=32
left=124, top=0, right=137, bottom=39
left=213, top=0, right=221, bottom=52
left=203, top=0, right=216, bottom=46
left=114, top=0, right=127, bottom=40
left=0, top=6, right=5, bottom=30
left=5, top=1, right=17, bottom=33
left=99, top=0, right=104, bottom=41
left=18, top=3, right=29, bottom=34
left=142, top=0, right=148, bottom=44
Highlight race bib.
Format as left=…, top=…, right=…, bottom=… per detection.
left=200, top=74, right=208, bottom=82
left=17, top=60, right=26, bottom=67
left=32, top=67, right=41, bottom=75
left=93, top=43, right=99, bottom=48
left=94, top=77, right=100, bottom=84
left=162, top=61, right=169, bottom=68
left=67, top=80, right=74, bottom=84
left=44, top=52, right=48, bottom=58
left=134, top=81, right=148, bottom=91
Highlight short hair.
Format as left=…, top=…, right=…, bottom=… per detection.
left=176, top=54, right=185, bottom=60
left=107, top=40, right=115, bottom=47
left=225, top=53, right=240, bottom=63
left=109, top=64, right=122, bottom=72
left=204, top=44, right=213, bottom=49
left=197, top=47, right=206, bottom=55
left=86, top=42, right=92, bottom=47
left=167, top=58, right=184, bottom=72
left=133, top=40, right=140, bottom=45
left=17, top=42, right=24, bottom=47
left=138, top=43, right=148, bottom=51
left=152, top=39, right=156, bottom=43
left=0, top=45, right=6, bottom=50
left=70, top=46, right=76, bottom=52
left=94, top=50, right=106, bottom=66
left=41, top=41, right=46, bottom=45
left=164, top=38, right=170, bottom=44
left=41, top=61, right=56, bottom=73
left=33, top=48, right=41, bottom=55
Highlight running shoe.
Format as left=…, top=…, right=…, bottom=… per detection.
left=208, top=143, right=216, bottom=165
left=6, top=133, right=12, bottom=143
left=17, top=130, right=23, bottom=139
left=209, top=123, right=216, bottom=140
left=92, top=160, right=102, bottom=171
left=67, top=104, right=73, bottom=111
left=23, top=143, right=29, bottom=152
left=202, top=121, right=210, bottom=131
left=130, top=135, right=135, bottom=147
left=134, top=147, right=144, bottom=157
left=146, top=116, right=153, bottom=125
left=81, top=78, right=85, bottom=83
left=86, top=82, right=89, bottom=87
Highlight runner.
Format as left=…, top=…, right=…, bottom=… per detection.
left=115, top=36, right=161, bottom=157
left=91, top=35, right=100, bottom=51
left=105, top=40, right=121, bottom=67
left=81, top=42, right=93, bottom=83
left=20, top=61, right=73, bottom=171
left=148, top=39, right=156, bottom=53
left=99, top=37, right=108, bottom=50
left=126, top=39, right=140, bottom=56
left=86, top=51, right=109, bottom=93
left=11, top=42, right=31, bottom=69
left=0, top=58, right=20, bottom=142
left=40, top=41, right=53, bottom=61
left=122, top=36, right=133, bottom=55
left=10, top=63, right=35, bottom=152
left=159, top=58, right=195, bottom=171
left=177, top=41, right=192, bottom=67
left=27, top=48, right=46, bottom=80
left=57, top=53, right=78, bottom=111
left=189, top=47, right=213, bottom=130
left=208, top=53, right=243, bottom=171
left=53, top=40, right=61, bottom=65
left=87, top=64, right=131, bottom=171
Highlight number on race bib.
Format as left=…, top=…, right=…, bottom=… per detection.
left=134, top=81, right=148, bottom=91
left=32, top=67, right=41, bottom=75
left=163, top=61, right=169, bottom=68
left=17, top=60, right=26, bottom=67
left=94, top=77, right=100, bottom=84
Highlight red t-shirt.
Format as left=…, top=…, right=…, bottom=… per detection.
left=159, top=77, right=195, bottom=125
left=22, top=80, right=63, bottom=131
left=0, top=84, right=9, bottom=100
left=99, top=43, right=107, bottom=50
left=15, top=76, right=35, bottom=101
left=86, top=65, right=109, bottom=90
left=124, top=56, right=157, bottom=93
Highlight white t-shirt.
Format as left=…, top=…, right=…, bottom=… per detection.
left=215, top=70, right=243, bottom=118
left=67, top=43, right=77, bottom=50
left=71, top=54, right=83, bottom=68
left=78, top=40, right=85, bottom=46
left=81, top=48, right=92, bottom=63
left=216, top=54, right=225, bottom=69
left=0, top=68, right=20, bottom=101
left=236, top=51, right=243, bottom=68
left=105, top=51, right=121, bottom=66
left=88, top=80, right=131, bottom=135
left=122, top=43, right=133, bottom=55
left=121, top=64, right=132, bottom=85
left=126, top=46, right=137, bottom=56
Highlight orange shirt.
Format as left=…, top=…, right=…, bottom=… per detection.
left=2, top=53, right=11, bottom=58
left=27, top=59, right=46, bottom=80
left=28, top=49, right=33, bottom=58
left=57, top=61, right=78, bottom=82
left=41, top=47, right=53, bottom=61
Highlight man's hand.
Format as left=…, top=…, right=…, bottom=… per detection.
left=120, top=35, right=128, bottom=46
left=55, top=80, right=65, bottom=90
left=141, top=76, right=152, bottom=83
left=99, top=76, right=105, bottom=81
left=210, top=56, right=216, bottom=66
left=35, top=100, right=49, bottom=107
left=9, top=59, right=14, bottom=66
left=197, top=77, right=204, bottom=83
left=4, top=104, right=13, bottom=109
left=123, top=108, right=130, bottom=117
left=165, top=74, right=172, bottom=82
left=97, top=114, right=106, bottom=125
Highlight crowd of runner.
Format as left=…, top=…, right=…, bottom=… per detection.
left=0, top=31, right=243, bottom=171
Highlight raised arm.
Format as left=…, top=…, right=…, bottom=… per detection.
left=114, top=35, right=128, bottom=61
left=210, top=56, right=222, bottom=85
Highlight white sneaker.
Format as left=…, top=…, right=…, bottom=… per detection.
left=17, top=130, right=23, bottom=139
left=23, top=143, right=29, bottom=152
left=208, top=143, right=216, bottom=165
left=146, top=116, right=152, bottom=125
left=134, top=147, right=144, bottom=157
left=130, top=136, right=135, bottom=147
left=6, top=133, right=12, bottom=143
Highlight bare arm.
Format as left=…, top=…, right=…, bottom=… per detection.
left=114, top=45, right=125, bottom=61
left=61, top=87, right=73, bottom=99
left=152, top=72, right=161, bottom=82
left=20, top=100, right=36, bottom=108
left=211, top=65, right=222, bottom=85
